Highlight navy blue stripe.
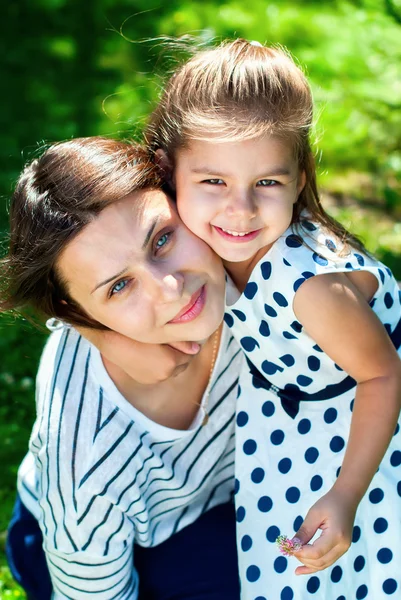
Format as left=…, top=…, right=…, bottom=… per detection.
left=52, top=570, right=128, bottom=595
left=209, top=349, right=241, bottom=394
left=104, top=513, right=125, bottom=556
left=77, top=432, right=148, bottom=525
left=43, top=328, right=70, bottom=544
left=170, top=505, right=190, bottom=537
left=48, top=549, right=131, bottom=580
left=202, top=474, right=234, bottom=513
left=47, top=546, right=128, bottom=567
left=55, top=335, right=82, bottom=551
left=93, top=387, right=103, bottom=442
left=72, top=349, right=91, bottom=512
left=82, top=504, right=114, bottom=551
left=79, top=422, right=134, bottom=488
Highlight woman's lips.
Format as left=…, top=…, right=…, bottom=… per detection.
left=169, top=285, right=206, bottom=324
left=214, top=226, right=262, bottom=242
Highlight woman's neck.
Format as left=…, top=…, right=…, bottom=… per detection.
left=102, top=326, right=222, bottom=430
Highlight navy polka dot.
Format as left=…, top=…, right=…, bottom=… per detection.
left=236, top=506, right=245, bottom=522
left=255, top=597, right=267, bottom=600
left=241, top=535, right=253, bottom=552
left=354, top=555, right=365, bottom=572
left=280, top=354, right=295, bottom=367
left=264, top=303, right=278, bottom=317
left=384, top=292, right=394, bottom=309
left=390, top=450, right=401, bottom=467
left=297, top=375, right=313, bottom=386
left=330, top=436, right=345, bottom=453
left=378, top=268, right=385, bottom=284
left=335, top=363, right=344, bottom=371
left=313, top=343, right=323, bottom=352
left=352, top=525, right=361, bottom=543
left=350, top=399, right=354, bottom=411
left=274, top=556, right=288, bottom=573
left=383, top=579, right=397, bottom=594
left=262, top=360, right=283, bottom=375
left=336, top=466, right=341, bottom=478
left=394, top=423, right=400, bottom=436
left=223, top=313, right=234, bottom=327
left=293, top=515, right=303, bottom=532
left=243, top=439, right=257, bottom=455
left=246, top=565, right=260, bottom=582
left=273, top=292, right=288, bottom=307
left=251, top=468, right=265, bottom=483
left=283, top=258, right=291, bottom=266
left=377, top=548, right=393, bottom=564
left=325, top=238, right=336, bottom=252
left=354, top=253, right=365, bottom=266
left=266, top=525, right=280, bottom=542
left=374, top=517, right=388, bottom=533
left=290, top=320, right=303, bottom=333
left=345, top=262, right=353, bottom=270
left=324, top=408, right=337, bottom=424
left=306, top=576, right=320, bottom=593
left=337, top=597, right=346, bottom=600
left=240, top=337, right=260, bottom=352
left=398, top=481, right=401, bottom=497
left=283, top=331, right=297, bottom=339
left=271, top=430, right=285, bottom=445
left=258, top=496, right=273, bottom=512
left=310, top=475, right=323, bottom=491
left=237, top=411, right=249, bottom=427
left=234, top=478, right=240, bottom=494
left=232, top=309, right=246, bottom=322
left=285, top=487, right=301, bottom=503
left=305, top=447, right=319, bottom=463
left=298, top=419, right=311, bottom=434
left=244, top=282, right=258, bottom=299
left=312, top=253, right=328, bottom=266
left=369, top=488, right=384, bottom=503
left=262, top=401, right=275, bottom=417
left=356, top=585, right=368, bottom=599
left=281, top=587, right=294, bottom=600
left=302, top=220, right=317, bottom=231
left=286, top=234, right=303, bottom=248
left=261, top=261, right=272, bottom=280
left=293, top=278, right=305, bottom=292
left=259, top=320, right=270, bottom=337
left=331, top=565, right=343, bottom=583
left=278, top=458, right=292, bottom=474
left=308, top=356, right=320, bottom=371
left=302, top=271, right=315, bottom=280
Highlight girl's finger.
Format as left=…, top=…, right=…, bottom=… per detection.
left=295, top=544, right=345, bottom=574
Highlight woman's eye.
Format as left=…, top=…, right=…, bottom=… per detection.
left=110, top=279, right=129, bottom=297
left=154, top=230, right=173, bottom=253
left=257, top=179, right=278, bottom=187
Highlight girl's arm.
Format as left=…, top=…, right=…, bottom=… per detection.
left=76, top=327, right=200, bottom=384
left=291, top=271, right=401, bottom=574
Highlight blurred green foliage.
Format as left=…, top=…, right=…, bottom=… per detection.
left=0, top=0, right=400, bottom=594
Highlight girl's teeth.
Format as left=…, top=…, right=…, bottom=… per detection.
left=221, top=228, right=250, bottom=237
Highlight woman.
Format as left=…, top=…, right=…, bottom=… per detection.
left=1, top=137, right=242, bottom=600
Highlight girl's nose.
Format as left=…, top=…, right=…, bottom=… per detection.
left=225, top=190, right=257, bottom=219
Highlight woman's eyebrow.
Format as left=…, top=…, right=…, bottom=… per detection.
left=142, top=217, right=159, bottom=250
left=91, top=268, right=128, bottom=294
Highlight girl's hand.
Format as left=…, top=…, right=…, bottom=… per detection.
left=76, top=327, right=201, bottom=384
left=293, top=487, right=358, bottom=575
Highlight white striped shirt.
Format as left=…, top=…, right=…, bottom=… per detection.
left=18, top=325, right=242, bottom=599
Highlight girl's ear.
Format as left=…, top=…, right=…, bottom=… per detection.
left=155, top=149, right=175, bottom=190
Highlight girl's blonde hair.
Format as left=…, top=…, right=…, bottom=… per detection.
left=147, top=38, right=363, bottom=251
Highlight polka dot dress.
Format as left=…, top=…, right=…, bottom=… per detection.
left=225, top=219, right=401, bottom=599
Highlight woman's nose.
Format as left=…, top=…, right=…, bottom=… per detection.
left=146, top=271, right=185, bottom=303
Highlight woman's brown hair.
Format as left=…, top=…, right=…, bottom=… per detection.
left=146, top=38, right=364, bottom=251
left=0, top=136, right=164, bottom=328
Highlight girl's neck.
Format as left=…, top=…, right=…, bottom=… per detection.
left=224, top=245, right=273, bottom=292
left=102, top=327, right=222, bottom=430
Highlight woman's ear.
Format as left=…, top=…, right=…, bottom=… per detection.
left=155, top=149, right=175, bottom=190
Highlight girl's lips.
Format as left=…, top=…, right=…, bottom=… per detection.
left=169, top=285, right=206, bottom=324
left=213, top=226, right=262, bottom=243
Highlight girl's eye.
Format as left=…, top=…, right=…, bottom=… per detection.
left=110, top=279, right=129, bottom=297
left=257, top=179, right=279, bottom=187
left=202, top=179, right=224, bottom=185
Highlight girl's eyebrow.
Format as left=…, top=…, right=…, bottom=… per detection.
left=190, top=166, right=292, bottom=177
left=91, top=218, right=160, bottom=294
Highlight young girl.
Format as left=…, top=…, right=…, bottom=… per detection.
left=143, top=39, right=401, bottom=599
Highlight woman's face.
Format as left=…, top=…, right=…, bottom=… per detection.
left=57, top=189, right=225, bottom=344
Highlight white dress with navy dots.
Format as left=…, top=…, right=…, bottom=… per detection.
left=224, top=219, right=401, bottom=600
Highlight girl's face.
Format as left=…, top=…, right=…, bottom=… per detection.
left=57, top=189, right=225, bottom=344
left=174, top=135, right=305, bottom=265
